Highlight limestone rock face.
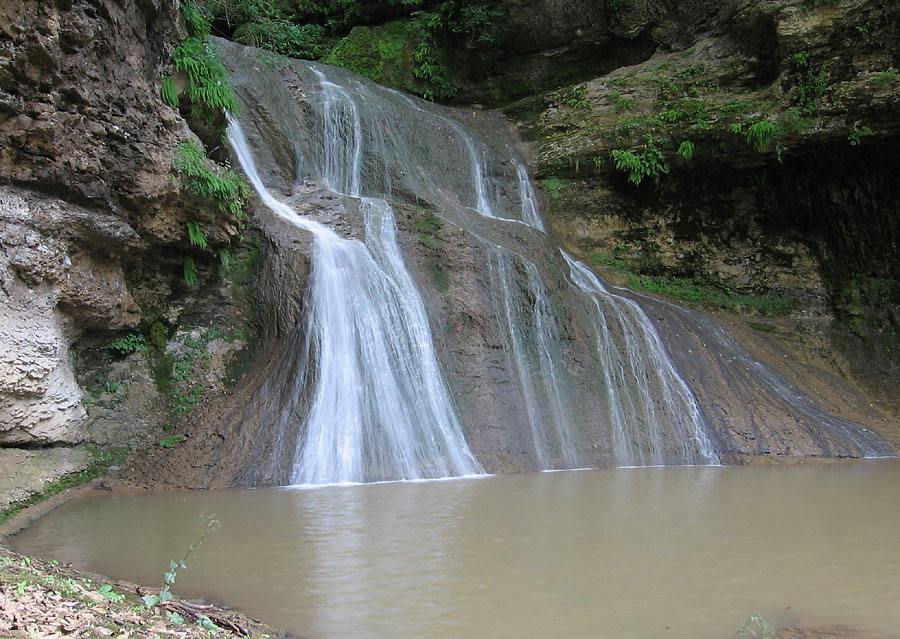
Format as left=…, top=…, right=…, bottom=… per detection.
left=0, top=0, right=220, bottom=480
left=0, top=187, right=149, bottom=444
left=0, top=447, right=89, bottom=511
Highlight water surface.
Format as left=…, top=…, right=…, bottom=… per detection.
left=14, top=462, right=900, bottom=638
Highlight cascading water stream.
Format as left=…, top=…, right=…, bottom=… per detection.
left=564, top=254, right=719, bottom=466
left=227, top=111, right=482, bottom=484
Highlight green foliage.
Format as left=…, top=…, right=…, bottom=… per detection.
left=174, top=35, right=239, bottom=120
left=590, top=250, right=796, bottom=316
left=744, top=120, right=777, bottom=152
left=848, top=124, right=873, bottom=146
left=215, top=0, right=329, bottom=59
left=203, top=0, right=504, bottom=101
left=412, top=37, right=456, bottom=100
left=0, top=447, right=131, bottom=525
left=219, top=248, right=235, bottom=271
left=610, top=135, right=669, bottom=186
left=873, top=69, right=899, bottom=88
left=150, top=321, right=169, bottom=351
left=609, top=92, right=633, bottom=113
left=414, top=209, right=450, bottom=291
left=184, top=256, right=199, bottom=285
left=174, top=140, right=250, bottom=221
left=792, top=51, right=827, bottom=113
left=98, top=584, right=125, bottom=602
left=676, top=140, right=694, bottom=160
left=159, top=434, right=188, bottom=448
left=108, top=333, right=146, bottom=357
left=538, top=177, right=570, bottom=213
left=161, top=76, right=179, bottom=108
left=142, top=516, right=220, bottom=612
left=554, top=84, right=589, bottom=109
left=186, top=221, right=209, bottom=250
left=182, top=0, right=212, bottom=35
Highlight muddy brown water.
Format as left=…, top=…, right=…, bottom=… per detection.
left=12, top=462, right=900, bottom=639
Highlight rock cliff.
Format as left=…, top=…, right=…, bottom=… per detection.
left=498, top=0, right=900, bottom=412
left=0, top=0, right=254, bottom=508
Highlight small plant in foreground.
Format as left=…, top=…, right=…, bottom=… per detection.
left=159, top=434, right=188, bottom=448
left=142, top=515, right=220, bottom=612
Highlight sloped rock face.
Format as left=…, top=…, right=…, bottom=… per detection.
left=514, top=0, right=900, bottom=414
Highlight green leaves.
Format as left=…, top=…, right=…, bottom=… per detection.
left=792, top=51, right=827, bottom=114
left=107, top=333, right=146, bottom=356
left=174, top=36, right=239, bottom=120
left=175, top=140, right=251, bottom=222
left=160, top=434, right=188, bottom=448
left=610, top=135, right=670, bottom=186
left=744, top=120, right=777, bottom=152
left=184, top=256, right=199, bottom=285
left=161, top=76, right=179, bottom=108
left=677, top=140, right=694, bottom=160
left=142, top=593, right=161, bottom=608
left=186, top=221, right=209, bottom=250
left=98, top=584, right=125, bottom=602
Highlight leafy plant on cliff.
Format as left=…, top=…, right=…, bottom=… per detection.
left=873, top=69, right=899, bottom=88
left=792, top=51, right=827, bottom=114
left=848, top=124, right=873, bottom=146
left=167, top=1, right=239, bottom=122
left=744, top=120, right=777, bottom=152
left=108, top=333, right=147, bottom=356
left=174, top=35, right=239, bottom=120
left=161, top=76, right=179, bottom=108
left=174, top=140, right=250, bottom=221
left=610, top=135, right=670, bottom=186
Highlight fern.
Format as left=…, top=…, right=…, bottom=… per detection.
left=677, top=140, right=694, bottom=160
left=610, top=135, right=670, bottom=186
left=174, top=140, right=250, bottom=222
left=174, top=36, right=239, bottom=120
left=183, top=256, right=198, bottom=285
left=219, top=249, right=235, bottom=271
left=186, top=221, right=208, bottom=249
left=611, top=150, right=645, bottom=185
left=180, top=0, right=211, bottom=37
left=745, top=121, right=776, bottom=152
left=161, top=76, right=179, bottom=108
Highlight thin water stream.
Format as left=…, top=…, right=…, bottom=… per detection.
left=13, top=462, right=900, bottom=639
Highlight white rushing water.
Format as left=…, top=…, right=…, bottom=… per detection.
left=563, top=254, right=719, bottom=466
left=227, top=105, right=482, bottom=483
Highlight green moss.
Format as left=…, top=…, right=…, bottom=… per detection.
left=590, top=250, right=796, bottom=317
left=323, top=18, right=453, bottom=99
left=413, top=209, right=451, bottom=292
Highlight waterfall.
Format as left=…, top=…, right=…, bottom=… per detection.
left=214, top=41, right=894, bottom=485
left=227, top=115, right=482, bottom=484
left=564, top=254, right=719, bottom=466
